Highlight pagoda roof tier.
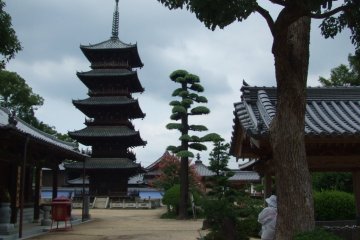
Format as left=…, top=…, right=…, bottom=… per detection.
left=72, top=96, right=145, bottom=119
left=80, top=37, right=143, bottom=68
left=68, top=126, right=146, bottom=146
left=77, top=69, right=144, bottom=93
left=64, top=157, right=141, bottom=170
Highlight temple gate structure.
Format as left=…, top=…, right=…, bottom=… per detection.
left=66, top=0, right=146, bottom=196
left=230, top=83, right=360, bottom=223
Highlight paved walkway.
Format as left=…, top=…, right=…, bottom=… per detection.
left=27, top=207, right=205, bottom=240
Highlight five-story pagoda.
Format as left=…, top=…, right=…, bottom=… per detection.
left=66, top=0, right=146, bottom=196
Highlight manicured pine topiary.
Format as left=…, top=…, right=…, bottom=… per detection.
left=166, top=69, right=221, bottom=219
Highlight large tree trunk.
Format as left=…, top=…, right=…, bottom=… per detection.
left=179, top=156, right=189, bottom=219
left=270, top=14, right=315, bottom=239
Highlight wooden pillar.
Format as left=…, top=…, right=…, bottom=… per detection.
left=33, top=166, right=41, bottom=222
left=25, top=166, right=33, bottom=203
left=352, top=171, right=360, bottom=225
left=52, top=166, right=58, bottom=199
left=9, top=164, right=18, bottom=224
left=264, top=172, right=273, bottom=199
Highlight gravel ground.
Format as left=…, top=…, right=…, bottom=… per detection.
left=28, top=207, right=204, bottom=240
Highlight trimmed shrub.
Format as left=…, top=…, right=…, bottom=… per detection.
left=314, top=190, right=355, bottom=221
left=237, top=217, right=261, bottom=238
left=294, top=228, right=342, bottom=240
left=162, top=184, right=180, bottom=214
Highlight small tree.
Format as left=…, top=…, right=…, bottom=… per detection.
left=166, top=69, right=220, bottom=219
left=0, top=70, right=44, bottom=123
left=208, top=140, right=230, bottom=176
left=152, top=153, right=202, bottom=192
left=203, top=139, right=239, bottom=240
left=319, top=53, right=360, bottom=86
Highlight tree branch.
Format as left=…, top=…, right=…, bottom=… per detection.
left=311, top=5, right=349, bottom=19
left=268, top=0, right=285, bottom=6
left=256, top=5, right=275, bottom=36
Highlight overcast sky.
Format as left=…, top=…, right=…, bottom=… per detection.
left=5, top=0, right=355, bottom=168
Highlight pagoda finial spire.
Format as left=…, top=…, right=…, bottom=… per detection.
left=111, top=0, right=119, bottom=39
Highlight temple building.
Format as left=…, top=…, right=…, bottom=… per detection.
left=65, top=0, right=146, bottom=196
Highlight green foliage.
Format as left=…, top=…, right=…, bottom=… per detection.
left=169, top=100, right=181, bottom=106
left=166, top=123, right=183, bottom=130
left=208, top=140, right=230, bottom=176
left=196, top=95, right=208, bottom=103
left=294, top=228, right=342, bottom=240
left=320, top=2, right=360, bottom=50
left=189, top=83, right=204, bottom=92
left=0, top=70, right=44, bottom=121
left=312, top=172, right=353, bottom=193
left=201, top=133, right=222, bottom=142
left=314, top=191, right=355, bottom=220
left=172, top=88, right=183, bottom=97
left=162, top=184, right=180, bottom=212
left=169, top=69, right=188, bottom=81
left=166, top=145, right=179, bottom=152
left=189, top=142, right=207, bottom=151
left=237, top=218, right=262, bottom=239
left=189, top=124, right=208, bottom=131
left=181, top=98, right=193, bottom=107
left=191, top=135, right=201, bottom=142
left=190, top=106, right=210, bottom=115
left=172, top=105, right=187, bottom=114
left=236, top=195, right=263, bottom=219
left=319, top=53, right=360, bottom=86
left=179, top=134, right=192, bottom=141
left=157, top=0, right=258, bottom=31
left=176, top=150, right=194, bottom=158
left=185, top=73, right=200, bottom=83
left=178, top=90, right=189, bottom=97
left=170, top=113, right=181, bottom=120
left=0, top=0, right=22, bottom=69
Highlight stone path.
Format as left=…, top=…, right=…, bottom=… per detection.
left=27, top=208, right=204, bottom=240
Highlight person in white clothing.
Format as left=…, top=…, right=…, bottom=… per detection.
left=258, top=195, right=277, bottom=240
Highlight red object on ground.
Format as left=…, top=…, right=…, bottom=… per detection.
left=51, top=197, right=72, bottom=231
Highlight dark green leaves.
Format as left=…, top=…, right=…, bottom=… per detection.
left=189, top=142, right=207, bottom=151
left=170, top=69, right=188, bottom=81
left=172, top=105, right=187, bottom=114
left=166, top=123, right=183, bottom=130
left=189, top=124, right=208, bottom=131
left=201, top=133, right=222, bottom=142
left=176, top=150, right=194, bottom=158
left=191, top=106, right=210, bottom=115
left=0, top=0, right=22, bottom=69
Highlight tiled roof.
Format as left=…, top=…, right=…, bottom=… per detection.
left=77, top=68, right=134, bottom=76
left=228, top=170, right=261, bottom=182
left=0, top=107, right=85, bottom=159
left=80, top=38, right=144, bottom=68
left=194, top=160, right=215, bottom=177
left=73, top=96, right=140, bottom=105
left=64, top=158, right=141, bottom=169
left=145, top=151, right=171, bottom=170
left=80, top=38, right=135, bottom=50
left=69, top=126, right=140, bottom=137
left=232, top=86, right=360, bottom=138
left=238, top=160, right=256, bottom=170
